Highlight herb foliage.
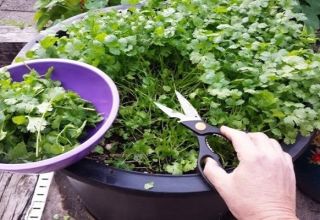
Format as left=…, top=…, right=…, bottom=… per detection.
left=299, top=0, right=320, bottom=30
left=26, top=0, right=320, bottom=174
left=0, top=67, right=102, bottom=163
left=34, top=0, right=123, bottom=30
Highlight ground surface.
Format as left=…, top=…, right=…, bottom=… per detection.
left=0, top=0, right=320, bottom=219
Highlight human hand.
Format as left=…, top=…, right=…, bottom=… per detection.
left=204, top=126, right=298, bottom=220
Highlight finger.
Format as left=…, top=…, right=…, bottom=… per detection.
left=269, top=138, right=283, bottom=153
left=204, top=157, right=229, bottom=189
left=283, top=153, right=296, bottom=196
left=220, top=126, right=257, bottom=159
left=284, top=153, right=294, bottom=171
left=248, top=132, right=275, bottom=155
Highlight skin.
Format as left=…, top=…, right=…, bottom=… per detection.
left=204, top=126, right=298, bottom=220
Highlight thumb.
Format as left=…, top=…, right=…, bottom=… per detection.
left=204, top=157, right=229, bottom=190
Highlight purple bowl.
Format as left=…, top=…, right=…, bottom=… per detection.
left=0, top=59, right=119, bottom=173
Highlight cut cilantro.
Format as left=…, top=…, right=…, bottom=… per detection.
left=0, top=67, right=103, bottom=163
left=144, top=181, right=154, bottom=190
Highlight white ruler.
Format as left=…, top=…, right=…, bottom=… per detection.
left=25, top=172, right=55, bottom=220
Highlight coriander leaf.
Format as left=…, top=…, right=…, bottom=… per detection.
left=7, top=142, right=28, bottom=161
left=144, top=181, right=154, bottom=190
left=85, top=0, right=108, bottom=10
left=37, top=102, right=53, bottom=114
left=27, top=117, right=48, bottom=133
left=94, top=145, right=105, bottom=154
left=165, top=162, right=183, bottom=175
left=12, top=115, right=27, bottom=125
left=46, top=87, right=65, bottom=99
left=0, top=129, right=7, bottom=141
left=121, top=0, right=139, bottom=5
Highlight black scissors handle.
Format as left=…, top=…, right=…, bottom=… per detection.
left=196, top=135, right=223, bottom=188
left=181, top=121, right=230, bottom=188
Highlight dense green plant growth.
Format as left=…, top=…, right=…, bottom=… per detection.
left=26, top=0, right=320, bottom=174
left=34, top=0, right=320, bottom=31
left=34, top=0, right=134, bottom=30
left=0, top=67, right=102, bottom=163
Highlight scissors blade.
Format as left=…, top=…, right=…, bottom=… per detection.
left=175, top=91, right=201, bottom=120
left=154, top=102, right=186, bottom=121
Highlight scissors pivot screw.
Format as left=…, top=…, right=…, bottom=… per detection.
left=195, top=122, right=207, bottom=131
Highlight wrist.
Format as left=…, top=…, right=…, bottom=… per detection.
left=237, top=206, right=297, bottom=220
left=259, top=214, right=298, bottom=220
left=249, top=210, right=298, bottom=220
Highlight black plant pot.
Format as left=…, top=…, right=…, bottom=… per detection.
left=63, top=135, right=313, bottom=220
left=63, top=160, right=228, bottom=220
left=295, top=144, right=320, bottom=203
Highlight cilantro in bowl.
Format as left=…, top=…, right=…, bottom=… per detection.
left=0, top=67, right=103, bottom=163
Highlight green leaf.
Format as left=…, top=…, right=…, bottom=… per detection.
left=162, top=86, right=171, bottom=92
left=301, top=5, right=320, bottom=30
left=46, top=87, right=65, bottom=99
left=165, top=162, right=183, bottom=175
left=94, top=145, right=105, bottom=154
left=306, top=0, right=320, bottom=10
left=37, top=102, right=53, bottom=114
left=144, top=181, right=154, bottom=190
left=43, top=143, right=65, bottom=155
left=85, top=0, right=109, bottom=10
left=34, top=11, right=50, bottom=30
left=0, top=129, right=7, bottom=141
left=121, top=0, right=140, bottom=5
left=12, top=115, right=27, bottom=125
left=27, top=117, right=48, bottom=133
left=7, top=142, right=28, bottom=161
left=40, top=36, right=58, bottom=49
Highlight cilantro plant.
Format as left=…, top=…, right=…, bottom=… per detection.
left=0, top=67, right=102, bottom=163
left=34, top=0, right=124, bottom=30
left=25, top=0, right=320, bottom=174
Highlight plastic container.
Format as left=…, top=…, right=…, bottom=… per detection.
left=295, top=144, right=320, bottom=203
left=0, top=59, right=119, bottom=173
left=62, top=134, right=313, bottom=220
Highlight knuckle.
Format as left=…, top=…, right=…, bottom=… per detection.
left=256, top=132, right=268, bottom=138
left=250, top=151, right=269, bottom=162
left=284, top=152, right=293, bottom=161
left=256, top=150, right=279, bottom=162
left=249, top=132, right=268, bottom=139
left=270, top=138, right=282, bottom=148
left=270, top=138, right=279, bottom=144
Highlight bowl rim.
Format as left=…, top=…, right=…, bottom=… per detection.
left=0, top=58, right=119, bottom=171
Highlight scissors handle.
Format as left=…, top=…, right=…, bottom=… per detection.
left=196, top=135, right=223, bottom=188
left=181, top=121, right=231, bottom=188
left=181, top=120, right=224, bottom=136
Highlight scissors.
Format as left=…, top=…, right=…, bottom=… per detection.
left=155, top=91, right=231, bottom=187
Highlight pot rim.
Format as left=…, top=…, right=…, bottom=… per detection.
left=63, top=134, right=314, bottom=193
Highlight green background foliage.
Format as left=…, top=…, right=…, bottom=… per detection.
left=34, top=0, right=124, bottom=30
left=34, top=0, right=320, bottom=31
left=299, top=0, right=320, bottom=30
